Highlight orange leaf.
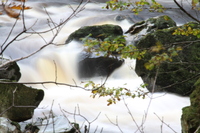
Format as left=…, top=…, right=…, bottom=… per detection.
left=10, top=5, right=32, bottom=10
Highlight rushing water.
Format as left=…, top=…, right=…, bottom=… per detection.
left=0, top=0, right=191, bottom=133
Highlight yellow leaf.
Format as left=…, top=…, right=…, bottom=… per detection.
left=92, top=90, right=98, bottom=94
left=176, top=46, right=182, bottom=51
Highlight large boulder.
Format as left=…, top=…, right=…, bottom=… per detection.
left=66, top=24, right=125, bottom=78
left=0, top=83, right=44, bottom=122
left=133, top=19, right=200, bottom=95
left=65, top=24, right=123, bottom=44
left=181, top=78, right=200, bottom=133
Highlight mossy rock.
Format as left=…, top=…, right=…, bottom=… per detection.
left=135, top=21, right=200, bottom=96
left=181, top=78, right=200, bottom=133
left=65, top=24, right=123, bottom=44
left=0, top=83, right=44, bottom=122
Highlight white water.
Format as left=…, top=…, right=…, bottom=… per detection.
left=1, top=1, right=190, bottom=133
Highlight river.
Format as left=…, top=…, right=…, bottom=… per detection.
left=0, top=0, right=192, bottom=133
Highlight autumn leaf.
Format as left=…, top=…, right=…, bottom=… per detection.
left=4, top=5, right=20, bottom=19
left=9, top=4, right=32, bottom=10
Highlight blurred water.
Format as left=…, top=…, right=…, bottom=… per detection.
left=0, top=1, right=191, bottom=133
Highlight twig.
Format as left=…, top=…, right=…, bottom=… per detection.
left=122, top=97, right=142, bottom=133
left=173, top=0, right=200, bottom=23
left=154, top=113, right=178, bottom=133
left=105, top=115, right=123, bottom=133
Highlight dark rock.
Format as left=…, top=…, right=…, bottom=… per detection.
left=0, top=83, right=44, bottom=122
left=66, top=24, right=125, bottom=79
left=181, top=78, right=200, bottom=133
left=135, top=21, right=200, bottom=96
left=0, top=58, right=21, bottom=81
left=125, top=15, right=176, bottom=35
left=78, top=57, right=124, bottom=78
left=65, top=24, right=123, bottom=44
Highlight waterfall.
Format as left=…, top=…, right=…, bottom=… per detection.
left=0, top=1, right=190, bottom=133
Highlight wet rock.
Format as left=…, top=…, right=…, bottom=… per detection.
left=125, top=15, right=176, bottom=44
left=134, top=20, right=200, bottom=96
left=78, top=57, right=124, bottom=78
left=0, top=83, right=44, bottom=122
left=0, top=57, right=21, bottom=81
left=65, top=24, right=123, bottom=44
left=66, top=24, right=125, bottom=78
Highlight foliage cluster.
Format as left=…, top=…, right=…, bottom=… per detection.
left=144, top=43, right=182, bottom=70
left=104, top=0, right=165, bottom=15
left=173, top=24, right=200, bottom=38
left=83, top=81, right=148, bottom=106
left=82, top=34, right=146, bottom=60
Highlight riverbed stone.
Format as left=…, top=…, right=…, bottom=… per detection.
left=66, top=24, right=125, bottom=78
left=0, top=83, right=44, bottom=122
left=0, top=58, right=21, bottom=81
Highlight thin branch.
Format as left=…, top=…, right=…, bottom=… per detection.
left=105, top=115, right=123, bottom=133
left=0, top=81, right=89, bottom=90
left=160, top=72, right=200, bottom=90
left=140, top=66, right=160, bottom=131
left=122, top=97, right=142, bottom=133
left=154, top=113, right=178, bottom=133
left=173, top=0, right=200, bottom=23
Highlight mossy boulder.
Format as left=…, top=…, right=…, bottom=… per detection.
left=65, top=24, right=123, bottom=44
left=181, top=78, right=200, bottom=133
left=66, top=24, right=125, bottom=78
left=135, top=21, right=200, bottom=96
left=125, top=15, right=176, bottom=36
left=0, top=83, right=44, bottom=122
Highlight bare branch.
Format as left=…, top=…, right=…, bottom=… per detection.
left=154, top=113, right=178, bottom=133
left=174, top=0, right=200, bottom=23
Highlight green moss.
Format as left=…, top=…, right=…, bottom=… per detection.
left=135, top=21, right=200, bottom=95
left=65, top=24, right=123, bottom=44
left=0, top=83, right=44, bottom=122
left=181, top=79, right=200, bottom=133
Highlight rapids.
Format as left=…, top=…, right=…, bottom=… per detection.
left=0, top=0, right=192, bottom=133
